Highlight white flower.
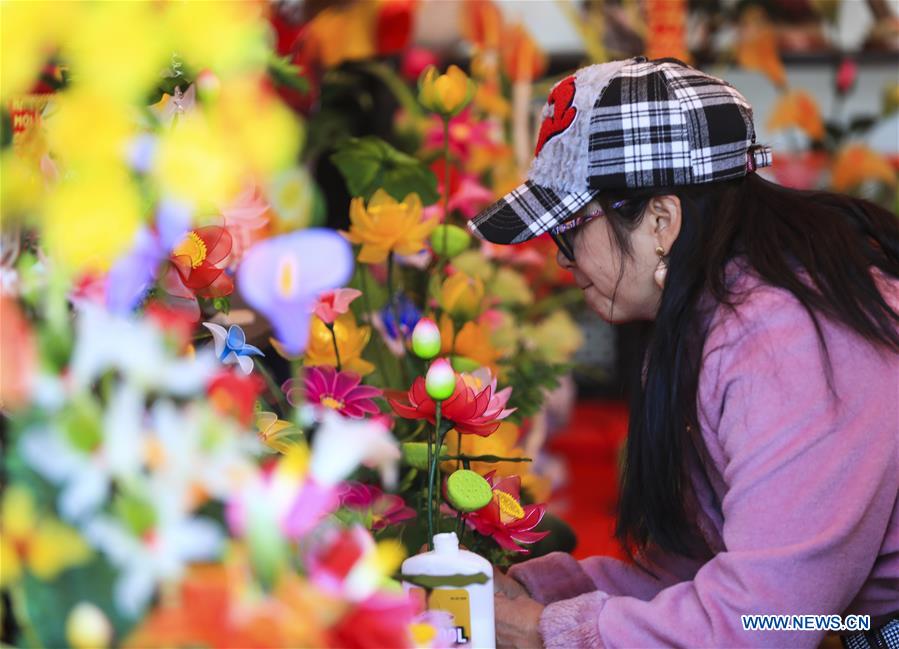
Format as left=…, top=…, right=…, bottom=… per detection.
left=310, top=411, right=400, bottom=489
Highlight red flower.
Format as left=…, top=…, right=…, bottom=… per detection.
left=170, top=225, right=233, bottom=298
left=387, top=369, right=514, bottom=437
left=328, top=592, right=416, bottom=649
left=463, top=472, right=548, bottom=553
left=207, top=370, right=264, bottom=426
left=285, top=366, right=382, bottom=419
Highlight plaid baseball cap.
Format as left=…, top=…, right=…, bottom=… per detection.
left=469, top=56, right=773, bottom=245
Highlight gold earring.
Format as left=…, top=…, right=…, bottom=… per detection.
left=654, top=246, right=667, bottom=290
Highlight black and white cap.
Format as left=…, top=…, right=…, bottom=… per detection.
left=469, top=56, right=773, bottom=245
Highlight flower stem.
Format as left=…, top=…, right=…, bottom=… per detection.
left=10, top=584, right=43, bottom=649
left=255, top=360, right=290, bottom=416
left=325, top=322, right=342, bottom=372
left=427, top=402, right=438, bottom=550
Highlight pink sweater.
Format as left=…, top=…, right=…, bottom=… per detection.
left=509, top=268, right=899, bottom=648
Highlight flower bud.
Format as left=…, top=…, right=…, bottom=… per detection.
left=430, top=224, right=471, bottom=258
left=418, top=65, right=475, bottom=117
left=439, top=272, right=484, bottom=320
left=411, top=317, right=441, bottom=359
left=425, top=358, right=456, bottom=401
left=66, top=602, right=112, bottom=649
left=446, top=470, right=493, bottom=512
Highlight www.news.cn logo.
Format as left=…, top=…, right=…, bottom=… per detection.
left=741, top=614, right=871, bottom=632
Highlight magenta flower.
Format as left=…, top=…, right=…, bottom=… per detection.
left=313, top=288, right=362, bottom=325
left=284, top=365, right=382, bottom=418
left=338, top=482, right=416, bottom=530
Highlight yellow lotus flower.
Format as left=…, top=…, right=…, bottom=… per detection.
left=418, top=65, right=475, bottom=117
left=441, top=422, right=550, bottom=503
left=305, top=312, right=375, bottom=376
left=767, top=90, right=825, bottom=142
left=830, top=145, right=897, bottom=192
left=342, top=190, right=436, bottom=264
left=0, top=486, right=92, bottom=588
left=440, top=315, right=502, bottom=372
left=440, top=272, right=485, bottom=320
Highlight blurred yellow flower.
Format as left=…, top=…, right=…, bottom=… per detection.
left=490, top=267, right=533, bottom=306
left=440, top=315, right=501, bottom=372
left=303, top=2, right=378, bottom=68
left=0, top=2, right=75, bottom=101
left=440, top=272, right=485, bottom=319
left=154, top=112, right=244, bottom=208
left=418, top=65, right=475, bottom=117
left=521, top=311, right=584, bottom=364
left=256, top=411, right=305, bottom=454
left=0, top=486, right=92, bottom=588
left=501, top=24, right=547, bottom=83
left=342, top=190, right=435, bottom=264
left=830, top=145, right=897, bottom=192
left=42, top=167, right=142, bottom=273
left=305, top=312, right=375, bottom=376
left=767, top=90, right=824, bottom=142
left=44, top=89, right=136, bottom=169
left=441, top=422, right=550, bottom=503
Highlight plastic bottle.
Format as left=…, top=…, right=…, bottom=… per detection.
left=402, top=532, right=496, bottom=648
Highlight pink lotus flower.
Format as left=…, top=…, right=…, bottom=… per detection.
left=338, top=482, right=415, bottom=530
left=314, top=288, right=362, bottom=325
left=387, top=367, right=514, bottom=436
left=285, top=365, right=382, bottom=418
left=463, top=471, right=548, bottom=553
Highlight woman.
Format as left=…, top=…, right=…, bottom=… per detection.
left=468, top=57, right=899, bottom=648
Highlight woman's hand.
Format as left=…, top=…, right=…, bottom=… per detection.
left=495, top=592, right=544, bottom=649
left=493, top=566, right=528, bottom=599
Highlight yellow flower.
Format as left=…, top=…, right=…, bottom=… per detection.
left=830, top=145, right=897, bottom=192
left=767, top=90, right=825, bottom=142
left=305, top=312, right=375, bottom=376
left=440, top=315, right=502, bottom=373
left=440, top=272, right=485, bottom=320
left=490, top=267, right=533, bottom=306
left=44, top=89, right=136, bottom=169
left=521, top=311, right=584, bottom=364
left=0, top=486, right=92, bottom=588
left=342, top=190, right=436, bottom=264
left=256, top=411, right=305, bottom=454
left=441, top=422, right=550, bottom=503
left=0, top=2, right=74, bottom=101
left=418, top=65, right=475, bottom=117
left=42, top=166, right=142, bottom=273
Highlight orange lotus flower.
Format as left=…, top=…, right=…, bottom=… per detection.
left=736, top=6, right=786, bottom=88
left=501, top=24, right=546, bottom=83
left=830, top=145, right=897, bottom=192
left=767, top=90, right=825, bottom=142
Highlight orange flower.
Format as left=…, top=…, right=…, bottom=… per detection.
left=767, top=90, right=824, bottom=142
left=830, top=145, right=897, bottom=192
left=439, top=315, right=502, bottom=373
left=501, top=24, right=546, bottom=83
left=342, top=190, right=436, bottom=264
left=304, top=312, right=375, bottom=376
left=736, top=7, right=786, bottom=89
left=461, top=0, right=503, bottom=50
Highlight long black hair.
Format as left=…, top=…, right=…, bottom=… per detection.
left=595, top=172, right=899, bottom=560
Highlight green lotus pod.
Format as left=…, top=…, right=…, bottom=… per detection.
left=446, top=470, right=493, bottom=512
left=401, top=442, right=449, bottom=470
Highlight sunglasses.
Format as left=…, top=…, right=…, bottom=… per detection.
left=550, top=200, right=626, bottom=262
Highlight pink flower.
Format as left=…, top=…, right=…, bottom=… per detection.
left=314, top=288, right=362, bottom=325
left=423, top=109, right=493, bottom=162
left=401, top=47, right=439, bottom=83
left=449, top=174, right=495, bottom=220
left=463, top=472, right=549, bottom=553
left=338, top=482, right=416, bottom=530
left=285, top=365, right=382, bottom=418
left=835, top=57, right=857, bottom=96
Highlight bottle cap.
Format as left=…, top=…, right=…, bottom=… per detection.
left=433, top=532, right=459, bottom=555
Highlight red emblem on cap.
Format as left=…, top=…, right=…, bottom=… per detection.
left=534, top=75, right=577, bottom=157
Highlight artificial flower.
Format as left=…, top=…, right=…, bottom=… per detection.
left=238, top=229, right=354, bottom=355
left=381, top=293, right=422, bottom=343
left=439, top=315, right=503, bottom=372
left=418, top=65, right=476, bottom=117
left=425, top=358, right=456, bottom=401
left=338, top=482, right=416, bottom=531
left=256, top=411, right=305, bottom=454
left=218, top=183, right=270, bottom=269
left=0, top=296, right=36, bottom=411
left=767, top=89, right=825, bottom=142
left=0, top=486, right=92, bottom=588
left=735, top=6, right=786, bottom=88
left=314, top=288, right=362, bottom=325
left=439, top=272, right=484, bottom=320
left=304, top=312, right=375, bottom=376
left=835, top=57, right=858, bottom=96
left=342, top=190, right=436, bottom=264
left=207, top=370, right=264, bottom=426
left=521, top=310, right=584, bottom=364
left=462, top=472, right=548, bottom=553
left=500, top=23, right=546, bottom=83
left=448, top=175, right=495, bottom=219
left=401, top=47, right=439, bottom=83
left=151, top=83, right=197, bottom=125
left=310, top=411, right=401, bottom=489
left=170, top=225, right=234, bottom=298
left=489, top=267, right=534, bottom=306
left=461, top=0, right=503, bottom=50
left=66, top=602, right=113, bottom=649
left=285, top=365, right=382, bottom=419
left=329, top=591, right=418, bottom=649
left=203, top=322, right=264, bottom=374
left=267, top=166, right=316, bottom=233
left=411, top=317, right=441, bottom=360
left=830, top=144, right=897, bottom=192
left=422, top=109, right=494, bottom=163
left=388, top=367, right=514, bottom=436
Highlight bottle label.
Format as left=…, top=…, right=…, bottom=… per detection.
left=410, top=587, right=472, bottom=646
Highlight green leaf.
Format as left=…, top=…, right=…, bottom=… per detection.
left=330, top=136, right=439, bottom=205
left=399, top=572, right=490, bottom=588
left=268, top=54, right=311, bottom=93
